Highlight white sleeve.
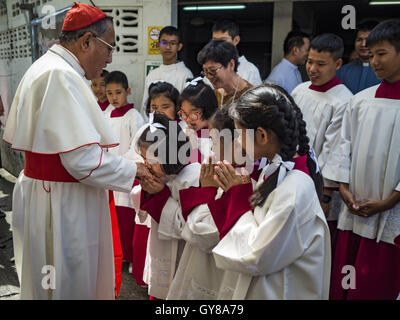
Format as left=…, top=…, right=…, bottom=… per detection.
left=212, top=189, right=304, bottom=276
left=158, top=196, right=186, bottom=241
left=322, top=103, right=352, bottom=184
left=60, top=144, right=136, bottom=193
left=249, top=66, right=262, bottom=86
left=396, top=182, right=400, bottom=192
left=181, top=204, right=220, bottom=253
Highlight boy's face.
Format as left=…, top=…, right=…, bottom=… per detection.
left=212, top=30, right=240, bottom=47
left=159, top=33, right=182, bottom=61
left=370, top=40, right=400, bottom=83
left=355, top=30, right=372, bottom=62
left=106, top=82, right=130, bottom=108
left=91, top=77, right=107, bottom=102
left=306, top=48, right=342, bottom=86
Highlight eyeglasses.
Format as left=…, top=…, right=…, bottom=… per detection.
left=201, top=65, right=223, bottom=77
left=94, top=36, right=116, bottom=55
left=159, top=40, right=179, bottom=47
left=178, top=109, right=202, bottom=121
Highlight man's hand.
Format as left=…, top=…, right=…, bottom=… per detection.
left=135, top=162, right=152, bottom=181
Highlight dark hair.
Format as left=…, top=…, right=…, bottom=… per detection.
left=59, top=16, right=113, bottom=44
left=209, top=105, right=235, bottom=137
left=366, top=19, right=400, bottom=52
left=310, top=33, right=344, bottom=61
left=197, top=39, right=239, bottom=73
left=283, top=30, right=310, bottom=56
left=212, top=20, right=240, bottom=39
left=146, top=82, right=180, bottom=117
left=159, top=26, right=181, bottom=43
left=356, top=19, right=379, bottom=34
left=178, top=80, right=218, bottom=121
left=104, top=71, right=129, bottom=89
left=230, top=84, right=322, bottom=207
left=100, top=69, right=109, bottom=78
left=138, top=113, right=191, bottom=175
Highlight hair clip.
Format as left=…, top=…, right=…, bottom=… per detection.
left=184, top=76, right=203, bottom=88
left=148, top=112, right=167, bottom=133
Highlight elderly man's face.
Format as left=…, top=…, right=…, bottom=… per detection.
left=84, top=20, right=115, bottom=80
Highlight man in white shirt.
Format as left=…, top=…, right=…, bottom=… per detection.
left=266, top=30, right=310, bottom=93
left=140, top=26, right=193, bottom=119
left=211, top=19, right=262, bottom=86
left=3, top=3, right=150, bottom=299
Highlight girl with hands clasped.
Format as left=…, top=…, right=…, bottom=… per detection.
left=209, top=84, right=331, bottom=300
left=130, top=113, right=200, bottom=300
left=167, top=106, right=261, bottom=300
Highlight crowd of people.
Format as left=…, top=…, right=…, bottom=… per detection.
left=3, top=2, right=400, bottom=300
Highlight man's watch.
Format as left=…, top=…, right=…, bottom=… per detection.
left=321, top=194, right=332, bottom=203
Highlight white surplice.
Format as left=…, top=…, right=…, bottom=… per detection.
left=3, top=44, right=137, bottom=300
left=107, top=107, right=144, bottom=208
left=131, top=163, right=201, bottom=299
left=322, top=85, right=400, bottom=245
left=140, top=61, right=193, bottom=118
left=292, top=81, right=353, bottom=220
left=212, top=166, right=331, bottom=300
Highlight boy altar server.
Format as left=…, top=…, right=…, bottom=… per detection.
left=3, top=2, right=150, bottom=299
left=291, top=34, right=353, bottom=246
left=140, top=26, right=193, bottom=119
left=324, top=19, right=400, bottom=300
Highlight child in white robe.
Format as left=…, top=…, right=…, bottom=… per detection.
left=91, top=69, right=112, bottom=114
left=131, top=113, right=201, bottom=299
left=104, top=71, right=144, bottom=269
left=140, top=26, right=193, bottom=119
left=323, top=19, right=400, bottom=300
left=131, top=81, right=180, bottom=287
left=291, top=33, right=353, bottom=250
left=167, top=106, right=265, bottom=300
left=178, top=77, right=218, bottom=164
left=210, top=84, right=331, bottom=299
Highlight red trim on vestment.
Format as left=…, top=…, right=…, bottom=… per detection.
left=309, top=76, right=342, bottom=92
left=140, top=185, right=171, bottom=224
left=77, top=147, right=103, bottom=181
left=375, top=80, right=400, bottom=99
left=179, top=186, right=218, bottom=221
left=110, top=104, right=134, bottom=118
left=2, top=140, right=120, bottom=154
left=208, top=182, right=253, bottom=239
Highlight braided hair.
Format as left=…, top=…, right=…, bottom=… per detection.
left=230, top=84, right=321, bottom=207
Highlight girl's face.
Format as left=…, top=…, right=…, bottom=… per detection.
left=179, top=100, right=208, bottom=131
left=150, top=94, right=176, bottom=120
left=209, top=124, right=237, bottom=166
left=139, top=146, right=166, bottom=178
left=234, top=121, right=268, bottom=161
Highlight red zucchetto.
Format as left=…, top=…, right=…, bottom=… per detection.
left=62, top=2, right=107, bottom=31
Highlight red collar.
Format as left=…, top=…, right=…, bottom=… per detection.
left=309, top=76, right=342, bottom=93
left=196, top=127, right=210, bottom=138
left=98, top=100, right=110, bottom=111
left=110, top=104, right=134, bottom=118
left=375, top=80, right=400, bottom=100
left=293, top=154, right=310, bottom=177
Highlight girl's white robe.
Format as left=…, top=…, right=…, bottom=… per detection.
left=132, top=163, right=201, bottom=299
left=212, top=169, right=331, bottom=300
